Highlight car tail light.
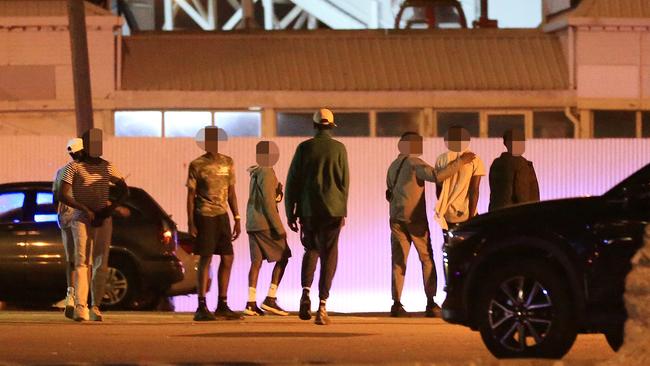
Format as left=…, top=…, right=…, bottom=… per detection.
left=162, top=230, right=173, bottom=245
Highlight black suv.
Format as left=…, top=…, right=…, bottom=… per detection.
left=442, top=163, right=650, bottom=358
left=0, top=182, right=184, bottom=309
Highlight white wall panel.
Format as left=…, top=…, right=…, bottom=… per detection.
left=1, top=137, right=649, bottom=312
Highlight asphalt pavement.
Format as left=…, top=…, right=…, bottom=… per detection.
left=0, top=311, right=616, bottom=365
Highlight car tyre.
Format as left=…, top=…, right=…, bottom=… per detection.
left=476, top=260, right=577, bottom=359
left=102, top=258, right=137, bottom=310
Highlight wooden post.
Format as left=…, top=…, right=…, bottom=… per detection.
left=67, top=0, right=94, bottom=137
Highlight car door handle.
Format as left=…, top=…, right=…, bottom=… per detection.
left=603, top=237, right=634, bottom=245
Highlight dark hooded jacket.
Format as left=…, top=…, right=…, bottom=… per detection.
left=488, top=152, right=540, bottom=212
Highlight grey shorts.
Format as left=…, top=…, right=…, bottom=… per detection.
left=248, top=230, right=291, bottom=263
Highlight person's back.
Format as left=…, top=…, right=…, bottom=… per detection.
left=286, top=130, right=349, bottom=220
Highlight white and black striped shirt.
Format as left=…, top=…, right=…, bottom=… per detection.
left=61, top=159, right=122, bottom=220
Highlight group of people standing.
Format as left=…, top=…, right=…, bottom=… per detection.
left=52, top=108, right=539, bottom=325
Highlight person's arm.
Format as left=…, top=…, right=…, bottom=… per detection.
left=227, top=184, right=241, bottom=241
left=489, top=161, right=514, bottom=211
left=59, top=182, right=95, bottom=222
left=468, top=176, right=481, bottom=218
left=186, top=164, right=198, bottom=237
left=285, top=146, right=302, bottom=232
left=260, top=173, right=285, bottom=237
left=187, top=187, right=197, bottom=237
left=434, top=152, right=476, bottom=183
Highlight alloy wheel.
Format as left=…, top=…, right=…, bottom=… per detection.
left=488, top=276, right=554, bottom=352
left=102, top=266, right=129, bottom=306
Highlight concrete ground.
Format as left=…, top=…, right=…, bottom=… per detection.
left=0, top=311, right=615, bottom=365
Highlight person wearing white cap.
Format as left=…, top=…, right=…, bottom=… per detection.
left=285, top=108, right=349, bottom=325
left=52, top=138, right=85, bottom=319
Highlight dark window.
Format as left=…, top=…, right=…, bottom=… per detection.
left=333, top=113, right=370, bottom=137
left=34, top=192, right=57, bottom=223
left=533, top=112, right=575, bottom=138
left=488, top=114, right=525, bottom=138
left=0, top=192, right=25, bottom=224
left=437, top=112, right=479, bottom=137
left=593, top=111, right=636, bottom=138
left=643, top=112, right=650, bottom=138
left=376, top=112, right=421, bottom=137
left=277, top=113, right=314, bottom=137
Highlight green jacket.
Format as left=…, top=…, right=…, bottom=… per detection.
left=285, top=130, right=350, bottom=221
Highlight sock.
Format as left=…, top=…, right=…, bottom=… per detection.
left=268, top=284, right=278, bottom=298
left=248, top=287, right=256, bottom=303
left=302, top=287, right=310, bottom=296
left=319, top=299, right=327, bottom=308
left=198, top=296, right=207, bottom=308
left=67, top=287, right=75, bottom=296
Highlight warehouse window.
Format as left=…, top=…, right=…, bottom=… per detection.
left=277, top=112, right=315, bottom=137
left=377, top=111, right=421, bottom=137
left=643, top=112, right=650, bottom=138
left=333, top=112, right=370, bottom=137
left=114, top=111, right=162, bottom=137
left=437, top=112, right=479, bottom=137
left=215, top=112, right=261, bottom=137
left=488, top=114, right=525, bottom=138
left=593, top=111, right=636, bottom=138
left=533, top=112, right=574, bottom=138
left=164, top=111, right=212, bottom=138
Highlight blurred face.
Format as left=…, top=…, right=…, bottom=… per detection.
left=195, top=127, right=227, bottom=155
left=444, top=128, right=470, bottom=152
left=398, top=134, right=423, bottom=156
left=256, top=141, right=280, bottom=167
left=82, top=128, right=103, bottom=158
left=505, top=129, right=526, bottom=156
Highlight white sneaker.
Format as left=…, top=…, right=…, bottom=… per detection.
left=64, top=288, right=75, bottom=319
left=89, top=306, right=103, bottom=322
left=73, top=305, right=89, bottom=322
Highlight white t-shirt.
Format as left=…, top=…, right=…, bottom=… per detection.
left=434, top=150, right=486, bottom=226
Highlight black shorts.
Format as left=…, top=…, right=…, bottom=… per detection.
left=195, top=213, right=233, bottom=257
left=248, top=230, right=292, bottom=263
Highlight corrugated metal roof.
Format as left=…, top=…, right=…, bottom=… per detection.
left=572, top=0, right=650, bottom=18
left=0, top=0, right=111, bottom=17
left=121, top=29, right=569, bottom=92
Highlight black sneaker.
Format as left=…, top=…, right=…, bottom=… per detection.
left=425, top=303, right=442, bottom=318
left=242, top=302, right=265, bottom=316
left=214, top=303, right=244, bottom=320
left=390, top=303, right=411, bottom=318
left=193, top=305, right=217, bottom=321
left=261, top=297, right=289, bottom=316
left=299, top=293, right=311, bottom=320
left=314, top=305, right=330, bottom=325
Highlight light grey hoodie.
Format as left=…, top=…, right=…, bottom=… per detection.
left=246, top=165, right=285, bottom=235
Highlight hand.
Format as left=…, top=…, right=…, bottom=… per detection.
left=85, top=209, right=95, bottom=223
left=460, top=152, right=476, bottom=164
left=189, top=222, right=198, bottom=237
left=232, top=219, right=241, bottom=241
left=288, top=218, right=299, bottom=232
left=114, top=206, right=131, bottom=218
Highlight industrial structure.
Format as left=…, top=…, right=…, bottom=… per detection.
left=0, top=0, right=649, bottom=139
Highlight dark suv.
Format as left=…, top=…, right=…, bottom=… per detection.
left=442, top=163, right=650, bottom=358
left=0, top=182, right=184, bottom=309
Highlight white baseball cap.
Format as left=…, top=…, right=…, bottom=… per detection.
left=313, top=108, right=337, bottom=127
left=66, top=138, right=83, bottom=153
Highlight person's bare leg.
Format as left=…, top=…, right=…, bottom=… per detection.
left=248, top=259, right=262, bottom=289
left=271, top=258, right=288, bottom=286
left=218, top=255, right=234, bottom=300
left=197, top=256, right=212, bottom=297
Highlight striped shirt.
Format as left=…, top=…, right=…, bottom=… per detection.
left=61, top=159, right=122, bottom=221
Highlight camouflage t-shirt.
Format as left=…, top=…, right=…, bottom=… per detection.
left=186, top=153, right=236, bottom=217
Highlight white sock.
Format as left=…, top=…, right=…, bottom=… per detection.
left=319, top=299, right=327, bottom=307
left=267, top=284, right=278, bottom=298
left=248, top=287, right=256, bottom=302
left=67, top=287, right=75, bottom=296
